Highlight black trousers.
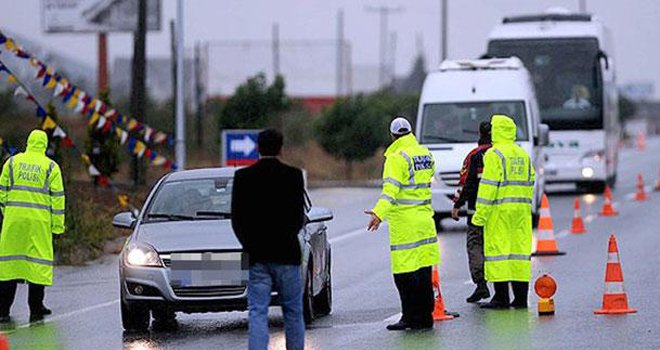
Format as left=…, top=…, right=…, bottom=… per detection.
left=0, top=280, right=46, bottom=316
left=393, top=266, right=434, bottom=326
left=492, top=281, right=529, bottom=304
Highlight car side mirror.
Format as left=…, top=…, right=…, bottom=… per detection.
left=306, top=207, right=334, bottom=224
left=537, top=124, right=550, bottom=147
left=113, top=211, right=136, bottom=229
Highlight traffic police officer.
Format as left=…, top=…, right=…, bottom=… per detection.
left=472, top=115, right=535, bottom=309
left=0, top=130, right=65, bottom=322
left=365, top=117, right=440, bottom=330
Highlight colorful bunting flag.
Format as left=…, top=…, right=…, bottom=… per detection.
left=42, top=116, right=57, bottom=130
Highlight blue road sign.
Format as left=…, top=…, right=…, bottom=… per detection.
left=221, top=129, right=260, bottom=167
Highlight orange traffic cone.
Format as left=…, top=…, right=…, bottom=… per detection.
left=599, top=185, right=618, bottom=216
left=634, top=173, right=647, bottom=202
left=655, top=169, right=660, bottom=191
left=532, top=194, right=566, bottom=256
left=0, top=333, right=9, bottom=350
left=594, top=234, right=637, bottom=315
left=570, top=197, right=587, bottom=234
left=432, top=265, right=455, bottom=321
left=636, top=132, right=646, bottom=151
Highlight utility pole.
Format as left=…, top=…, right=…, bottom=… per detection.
left=97, top=32, right=108, bottom=93
left=365, top=5, right=403, bottom=89
left=389, top=31, right=397, bottom=87
left=130, top=0, right=147, bottom=185
left=272, top=23, right=280, bottom=77
left=336, top=9, right=345, bottom=97
left=440, top=0, right=448, bottom=63
left=578, top=0, right=587, bottom=13
left=170, top=19, right=177, bottom=148
left=175, top=0, right=186, bottom=170
left=194, top=42, right=205, bottom=149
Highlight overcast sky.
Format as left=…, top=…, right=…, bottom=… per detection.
left=1, top=0, right=659, bottom=97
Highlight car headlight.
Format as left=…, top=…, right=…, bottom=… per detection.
left=124, top=243, right=162, bottom=267
left=581, top=150, right=605, bottom=162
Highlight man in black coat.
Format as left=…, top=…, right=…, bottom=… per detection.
left=231, top=129, right=306, bottom=350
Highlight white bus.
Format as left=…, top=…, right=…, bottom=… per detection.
left=487, top=9, right=620, bottom=192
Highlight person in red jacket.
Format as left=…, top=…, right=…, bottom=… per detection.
left=451, top=121, right=492, bottom=303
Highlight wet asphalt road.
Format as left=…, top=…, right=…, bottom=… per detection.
left=3, top=140, right=660, bottom=349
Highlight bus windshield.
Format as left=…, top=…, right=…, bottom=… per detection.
left=488, top=38, right=602, bottom=130
left=420, top=101, right=529, bottom=144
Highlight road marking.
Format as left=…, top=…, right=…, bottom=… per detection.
left=9, top=299, right=119, bottom=331
left=383, top=312, right=401, bottom=324
left=555, top=229, right=570, bottom=239
left=329, top=224, right=388, bottom=245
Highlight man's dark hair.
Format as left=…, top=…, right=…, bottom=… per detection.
left=479, top=121, right=492, bottom=145
left=257, top=129, right=283, bottom=156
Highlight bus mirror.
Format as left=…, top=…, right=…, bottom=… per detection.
left=598, top=50, right=610, bottom=70
left=538, top=124, right=550, bottom=147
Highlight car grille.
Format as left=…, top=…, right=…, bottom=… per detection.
left=439, top=171, right=461, bottom=187
left=172, top=285, right=246, bottom=298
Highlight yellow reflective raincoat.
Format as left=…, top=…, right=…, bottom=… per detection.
left=0, top=130, right=65, bottom=286
left=471, top=115, right=535, bottom=282
left=372, top=133, right=440, bottom=274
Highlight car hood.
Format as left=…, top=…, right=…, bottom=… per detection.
left=136, top=220, right=242, bottom=253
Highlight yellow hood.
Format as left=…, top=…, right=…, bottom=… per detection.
left=26, top=129, right=48, bottom=154
left=491, top=114, right=516, bottom=144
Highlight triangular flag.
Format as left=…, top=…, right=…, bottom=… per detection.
left=153, top=132, right=167, bottom=144
left=134, top=141, right=147, bottom=158
left=67, top=93, right=78, bottom=109
left=36, top=106, right=47, bottom=118
left=53, top=83, right=65, bottom=97
left=97, top=175, right=109, bottom=187
left=144, top=127, right=153, bottom=142
left=95, top=116, right=107, bottom=130
left=88, top=112, right=100, bottom=126
left=95, top=99, right=103, bottom=112
left=46, top=76, right=57, bottom=89
left=5, top=38, right=16, bottom=50
left=41, top=116, right=57, bottom=130
left=81, top=154, right=91, bottom=165
left=35, top=67, right=45, bottom=79
left=119, top=130, right=129, bottom=145
left=88, top=164, right=101, bottom=177
left=53, top=126, right=67, bottom=138
left=6, top=75, right=16, bottom=84
left=105, top=109, right=118, bottom=119
left=152, top=155, right=166, bottom=166
left=61, top=137, right=74, bottom=148
left=117, top=194, right=129, bottom=208
left=14, top=86, right=28, bottom=98
left=127, top=119, right=139, bottom=131
left=74, top=101, right=85, bottom=113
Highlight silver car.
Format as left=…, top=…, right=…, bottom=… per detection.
left=113, top=167, right=333, bottom=331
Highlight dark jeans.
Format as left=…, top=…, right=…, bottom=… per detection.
left=466, top=224, right=485, bottom=284
left=0, top=280, right=46, bottom=316
left=393, top=266, right=434, bottom=326
left=248, top=263, right=304, bottom=350
left=492, top=281, right=529, bottom=305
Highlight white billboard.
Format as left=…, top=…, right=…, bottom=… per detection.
left=41, top=0, right=161, bottom=33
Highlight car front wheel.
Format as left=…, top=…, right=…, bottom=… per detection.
left=121, top=299, right=150, bottom=332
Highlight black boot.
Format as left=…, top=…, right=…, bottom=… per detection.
left=511, top=282, right=529, bottom=309
left=466, top=283, right=491, bottom=303
left=386, top=319, right=413, bottom=331
left=480, top=282, right=510, bottom=309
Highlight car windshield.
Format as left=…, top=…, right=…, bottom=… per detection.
left=488, top=38, right=603, bottom=130
left=420, top=101, right=529, bottom=144
left=145, top=177, right=233, bottom=222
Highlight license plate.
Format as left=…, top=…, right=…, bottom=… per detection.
left=170, top=252, right=248, bottom=287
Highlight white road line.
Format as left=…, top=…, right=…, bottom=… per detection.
left=11, top=299, right=119, bottom=330
left=382, top=312, right=401, bottom=324
left=555, top=229, right=570, bottom=239
left=329, top=224, right=388, bottom=245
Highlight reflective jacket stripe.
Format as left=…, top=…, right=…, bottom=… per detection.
left=391, top=236, right=438, bottom=251
left=8, top=157, right=14, bottom=187
left=379, top=194, right=395, bottom=203
left=480, top=179, right=535, bottom=187
left=476, top=197, right=532, bottom=205
left=4, top=201, right=64, bottom=214
left=399, top=151, right=415, bottom=184
left=493, top=149, right=507, bottom=181
left=484, top=254, right=531, bottom=261
left=394, top=198, right=432, bottom=206
left=0, top=185, right=7, bottom=191
left=383, top=177, right=430, bottom=189
left=0, top=255, right=53, bottom=266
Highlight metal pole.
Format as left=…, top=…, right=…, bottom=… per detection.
left=175, top=0, right=185, bottom=170
left=97, top=32, right=108, bottom=93
left=365, top=5, right=403, bottom=89
left=194, top=42, right=203, bottom=148
left=440, top=0, right=447, bottom=62
left=272, top=23, right=280, bottom=77
left=170, top=19, right=177, bottom=147
left=336, top=9, right=344, bottom=97
left=389, top=31, right=397, bottom=87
